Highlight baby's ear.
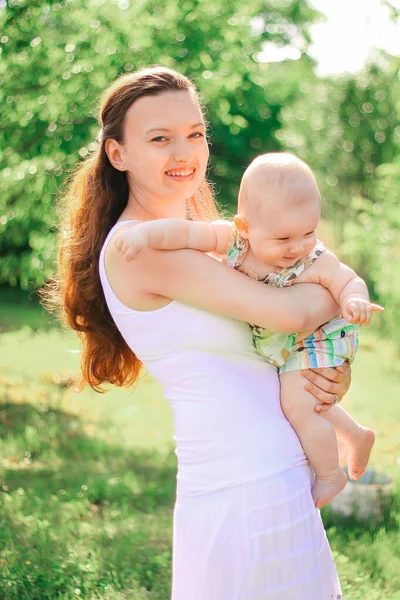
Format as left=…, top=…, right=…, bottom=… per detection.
left=233, top=214, right=249, bottom=239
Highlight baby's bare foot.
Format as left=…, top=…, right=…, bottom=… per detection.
left=312, top=468, right=347, bottom=509
left=347, top=426, right=375, bottom=480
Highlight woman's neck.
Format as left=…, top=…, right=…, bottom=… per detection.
left=120, top=192, right=187, bottom=222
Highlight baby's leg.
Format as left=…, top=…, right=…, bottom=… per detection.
left=337, top=436, right=348, bottom=468
left=280, top=371, right=347, bottom=508
left=321, top=405, right=375, bottom=480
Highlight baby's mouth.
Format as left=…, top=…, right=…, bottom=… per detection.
left=282, top=256, right=300, bottom=265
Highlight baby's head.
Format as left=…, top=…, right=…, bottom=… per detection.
left=235, top=153, right=321, bottom=269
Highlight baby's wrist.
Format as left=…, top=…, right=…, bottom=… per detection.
left=340, top=294, right=369, bottom=316
left=212, top=220, right=232, bottom=255
left=345, top=293, right=368, bottom=303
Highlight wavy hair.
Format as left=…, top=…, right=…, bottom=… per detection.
left=42, top=66, right=218, bottom=392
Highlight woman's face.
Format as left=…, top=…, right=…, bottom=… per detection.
left=116, top=90, right=209, bottom=205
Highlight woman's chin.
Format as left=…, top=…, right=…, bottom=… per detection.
left=163, top=176, right=202, bottom=198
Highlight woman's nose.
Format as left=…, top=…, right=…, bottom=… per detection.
left=172, top=139, right=192, bottom=162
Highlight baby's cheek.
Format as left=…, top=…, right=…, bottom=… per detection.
left=306, top=238, right=316, bottom=252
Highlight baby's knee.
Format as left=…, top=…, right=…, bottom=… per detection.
left=280, top=373, right=317, bottom=424
left=280, top=389, right=303, bottom=424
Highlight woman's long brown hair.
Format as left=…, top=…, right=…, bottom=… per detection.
left=42, top=66, right=219, bottom=392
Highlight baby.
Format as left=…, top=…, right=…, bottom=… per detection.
left=114, top=153, right=381, bottom=508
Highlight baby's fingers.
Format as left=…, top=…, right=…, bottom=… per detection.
left=364, top=303, right=384, bottom=326
left=314, top=401, right=334, bottom=413
left=114, top=237, right=124, bottom=252
left=342, top=306, right=357, bottom=324
left=371, top=304, right=385, bottom=312
left=125, top=246, right=144, bottom=262
left=364, top=304, right=372, bottom=326
left=358, top=302, right=374, bottom=325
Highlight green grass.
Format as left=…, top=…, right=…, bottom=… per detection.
left=0, top=288, right=55, bottom=333
left=1, top=292, right=400, bottom=598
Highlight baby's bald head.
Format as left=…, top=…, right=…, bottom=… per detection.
left=238, top=153, right=320, bottom=224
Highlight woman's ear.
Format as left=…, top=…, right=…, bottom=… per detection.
left=233, top=214, right=249, bottom=239
left=105, top=139, right=126, bottom=172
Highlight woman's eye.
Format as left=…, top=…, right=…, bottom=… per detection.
left=189, top=132, right=204, bottom=139
left=151, top=136, right=168, bottom=142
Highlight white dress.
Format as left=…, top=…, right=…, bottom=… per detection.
left=99, top=221, right=343, bottom=600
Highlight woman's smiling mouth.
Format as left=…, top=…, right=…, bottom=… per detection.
left=165, top=168, right=196, bottom=181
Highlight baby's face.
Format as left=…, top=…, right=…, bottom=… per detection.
left=246, top=196, right=320, bottom=270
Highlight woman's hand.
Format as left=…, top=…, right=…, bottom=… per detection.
left=301, top=362, right=351, bottom=413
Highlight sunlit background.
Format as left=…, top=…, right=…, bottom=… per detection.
left=309, top=0, right=400, bottom=75
left=1, top=1, right=400, bottom=598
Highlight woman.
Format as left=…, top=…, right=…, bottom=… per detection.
left=51, top=66, right=349, bottom=598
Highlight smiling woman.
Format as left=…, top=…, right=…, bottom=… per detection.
left=43, top=66, right=218, bottom=389
left=43, top=66, right=350, bottom=599
left=105, top=91, right=209, bottom=212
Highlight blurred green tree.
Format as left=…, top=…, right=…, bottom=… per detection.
left=278, top=52, right=400, bottom=327
left=339, top=158, right=400, bottom=334
left=277, top=53, right=400, bottom=246
left=0, top=0, right=319, bottom=288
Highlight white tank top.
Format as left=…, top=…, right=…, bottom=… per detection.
left=99, top=221, right=306, bottom=495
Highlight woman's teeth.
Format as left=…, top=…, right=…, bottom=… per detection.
left=166, top=168, right=195, bottom=177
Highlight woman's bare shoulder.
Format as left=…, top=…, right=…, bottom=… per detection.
left=104, top=225, right=170, bottom=311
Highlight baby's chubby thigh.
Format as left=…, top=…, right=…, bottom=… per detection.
left=279, top=370, right=319, bottom=430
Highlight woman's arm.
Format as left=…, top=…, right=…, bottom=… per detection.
left=107, top=244, right=339, bottom=334
left=106, top=237, right=350, bottom=403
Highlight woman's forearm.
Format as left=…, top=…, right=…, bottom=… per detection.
left=122, top=248, right=340, bottom=334
left=293, top=283, right=339, bottom=332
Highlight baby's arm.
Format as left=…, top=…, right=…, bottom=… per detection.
left=114, top=218, right=232, bottom=261
left=308, top=250, right=383, bottom=325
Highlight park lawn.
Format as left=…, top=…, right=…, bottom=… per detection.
left=0, top=296, right=400, bottom=599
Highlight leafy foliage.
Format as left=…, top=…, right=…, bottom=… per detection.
left=0, top=0, right=318, bottom=288
left=277, top=53, right=400, bottom=332
left=278, top=53, right=400, bottom=241
left=1, top=1, right=400, bottom=340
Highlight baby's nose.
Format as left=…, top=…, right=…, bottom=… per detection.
left=289, top=240, right=304, bottom=253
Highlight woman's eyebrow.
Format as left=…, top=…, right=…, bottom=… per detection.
left=146, top=122, right=204, bottom=134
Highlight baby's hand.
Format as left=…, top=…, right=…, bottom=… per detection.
left=342, top=295, right=384, bottom=325
left=114, top=229, right=148, bottom=261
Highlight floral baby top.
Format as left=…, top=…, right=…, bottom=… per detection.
left=223, top=224, right=357, bottom=369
